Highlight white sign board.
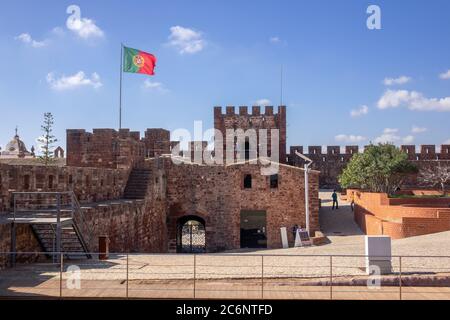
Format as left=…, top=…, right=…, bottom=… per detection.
left=295, top=228, right=311, bottom=247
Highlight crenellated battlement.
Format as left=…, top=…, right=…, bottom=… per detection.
left=287, top=144, right=450, bottom=188
left=214, top=105, right=286, bottom=117
left=288, top=144, right=450, bottom=159
left=214, top=105, right=287, bottom=163
left=67, top=128, right=145, bottom=169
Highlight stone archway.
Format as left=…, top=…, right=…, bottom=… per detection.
left=176, top=215, right=206, bottom=253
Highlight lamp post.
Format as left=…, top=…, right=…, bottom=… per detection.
left=295, top=151, right=313, bottom=236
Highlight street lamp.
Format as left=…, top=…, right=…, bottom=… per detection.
left=295, top=151, right=313, bottom=236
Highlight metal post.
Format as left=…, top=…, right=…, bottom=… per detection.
left=11, top=223, right=16, bottom=267
left=126, top=254, right=129, bottom=298
left=304, top=164, right=310, bottom=235
left=399, top=256, right=402, bottom=300
left=11, top=195, right=16, bottom=266
left=60, top=253, right=63, bottom=299
left=70, top=192, right=75, bottom=220
left=261, top=255, right=264, bottom=299
left=193, top=254, right=197, bottom=299
left=56, top=194, right=61, bottom=263
left=330, top=256, right=333, bottom=300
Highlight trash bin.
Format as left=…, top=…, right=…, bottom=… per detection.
left=99, top=235, right=109, bottom=260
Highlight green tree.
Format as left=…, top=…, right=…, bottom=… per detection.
left=37, top=112, right=58, bottom=166
left=339, top=143, right=418, bottom=194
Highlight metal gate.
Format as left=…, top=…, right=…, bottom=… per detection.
left=179, top=219, right=206, bottom=253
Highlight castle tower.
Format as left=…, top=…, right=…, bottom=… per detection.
left=213, top=105, right=287, bottom=163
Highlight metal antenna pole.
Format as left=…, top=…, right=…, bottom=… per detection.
left=280, top=64, right=283, bottom=106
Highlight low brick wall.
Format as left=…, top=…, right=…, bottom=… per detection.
left=348, top=189, right=450, bottom=239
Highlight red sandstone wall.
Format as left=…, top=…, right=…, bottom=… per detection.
left=164, top=158, right=319, bottom=252
left=0, top=163, right=129, bottom=211
left=214, top=106, right=287, bottom=164
left=288, top=146, right=450, bottom=188
left=66, top=128, right=144, bottom=169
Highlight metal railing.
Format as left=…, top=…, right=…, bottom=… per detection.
left=1, top=252, right=449, bottom=300
left=10, top=192, right=93, bottom=259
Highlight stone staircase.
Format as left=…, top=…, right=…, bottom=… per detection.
left=123, top=169, right=152, bottom=199
left=31, top=223, right=91, bottom=259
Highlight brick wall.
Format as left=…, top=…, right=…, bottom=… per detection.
left=288, top=145, right=450, bottom=188
left=348, top=189, right=450, bottom=239
left=214, top=106, right=287, bottom=164
left=0, top=163, right=128, bottom=211
left=164, top=157, right=319, bottom=252
left=66, top=128, right=144, bottom=169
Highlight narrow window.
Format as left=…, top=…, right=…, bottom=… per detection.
left=244, top=174, right=252, bottom=189
left=244, top=138, right=250, bottom=161
left=270, top=174, right=278, bottom=189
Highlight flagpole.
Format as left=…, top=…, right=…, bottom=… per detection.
left=119, top=43, right=123, bottom=130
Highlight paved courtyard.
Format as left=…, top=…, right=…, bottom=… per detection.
left=1, top=190, right=449, bottom=299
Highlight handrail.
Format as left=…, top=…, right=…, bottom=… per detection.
left=11, top=191, right=93, bottom=257
left=69, top=191, right=94, bottom=253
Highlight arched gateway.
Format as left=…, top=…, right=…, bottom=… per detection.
left=176, top=215, right=206, bottom=253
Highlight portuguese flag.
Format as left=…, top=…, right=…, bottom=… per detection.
left=123, top=46, right=156, bottom=75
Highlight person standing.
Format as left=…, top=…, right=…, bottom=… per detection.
left=332, top=190, right=339, bottom=210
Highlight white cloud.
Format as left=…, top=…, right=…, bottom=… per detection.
left=444, top=139, right=450, bottom=144
left=350, top=105, right=369, bottom=117
left=255, top=99, right=271, bottom=106
left=334, top=134, right=367, bottom=143
left=269, top=36, right=280, bottom=43
left=52, top=27, right=65, bottom=36
left=142, top=80, right=169, bottom=93
left=377, top=89, right=450, bottom=112
left=402, top=135, right=415, bottom=144
left=411, top=126, right=427, bottom=133
left=66, top=16, right=104, bottom=39
left=373, top=128, right=414, bottom=144
left=168, top=26, right=205, bottom=54
left=46, top=71, right=102, bottom=90
left=440, top=70, right=450, bottom=80
left=383, top=76, right=411, bottom=86
left=15, top=33, right=47, bottom=48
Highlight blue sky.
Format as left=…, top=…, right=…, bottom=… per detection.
left=0, top=0, right=449, bottom=154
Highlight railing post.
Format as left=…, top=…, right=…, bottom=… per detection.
left=261, top=255, right=264, bottom=299
left=399, top=256, right=402, bottom=300
left=70, top=192, right=75, bottom=220
left=12, top=194, right=16, bottom=267
left=193, top=254, right=197, bottom=299
left=60, top=252, right=63, bottom=299
left=330, top=256, right=333, bottom=300
left=126, top=254, right=129, bottom=299
left=56, top=193, right=61, bottom=263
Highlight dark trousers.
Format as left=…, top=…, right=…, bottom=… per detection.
left=332, top=200, right=339, bottom=210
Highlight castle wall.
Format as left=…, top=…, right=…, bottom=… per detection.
left=164, top=158, right=319, bottom=252
left=66, top=128, right=145, bottom=169
left=0, top=163, right=128, bottom=211
left=288, top=145, right=450, bottom=188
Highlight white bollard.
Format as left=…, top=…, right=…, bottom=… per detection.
left=365, top=236, right=392, bottom=275
left=280, top=227, right=289, bottom=248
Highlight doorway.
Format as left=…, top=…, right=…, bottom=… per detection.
left=240, top=210, right=267, bottom=248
